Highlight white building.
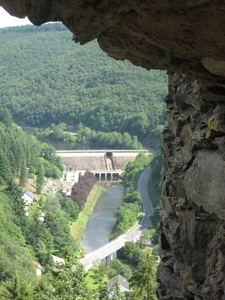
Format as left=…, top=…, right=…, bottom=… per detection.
left=22, top=190, right=33, bottom=205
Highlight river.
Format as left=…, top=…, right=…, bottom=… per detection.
left=82, top=183, right=124, bottom=253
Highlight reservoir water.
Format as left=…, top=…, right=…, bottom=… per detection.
left=82, top=183, right=124, bottom=253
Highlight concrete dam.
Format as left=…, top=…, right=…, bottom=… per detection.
left=57, top=149, right=145, bottom=183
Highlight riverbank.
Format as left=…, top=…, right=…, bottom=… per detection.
left=70, top=184, right=105, bottom=253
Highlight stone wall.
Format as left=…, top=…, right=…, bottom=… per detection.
left=157, top=73, right=225, bottom=300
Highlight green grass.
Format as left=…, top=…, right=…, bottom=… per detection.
left=70, top=185, right=105, bottom=252
left=85, top=266, right=108, bottom=291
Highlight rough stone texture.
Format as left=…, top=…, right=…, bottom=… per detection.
left=184, top=151, right=225, bottom=220
left=1, top=1, right=225, bottom=300
left=158, top=74, right=225, bottom=299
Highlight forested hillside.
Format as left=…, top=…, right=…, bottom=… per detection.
left=0, top=23, right=167, bottom=143
left=0, top=109, right=83, bottom=297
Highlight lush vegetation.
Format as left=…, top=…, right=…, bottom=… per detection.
left=0, top=110, right=88, bottom=298
left=1, top=253, right=96, bottom=300
left=0, top=23, right=167, bottom=145
left=110, top=152, right=152, bottom=238
left=85, top=242, right=158, bottom=299
left=0, top=109, right=63, bottom=185
left=35, top=123, right=142, bottom=150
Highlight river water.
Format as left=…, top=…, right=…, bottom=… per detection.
left=82, top=183, right=124, bottom=253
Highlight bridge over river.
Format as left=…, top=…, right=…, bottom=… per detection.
left=80, top=225, right=142, bottom=271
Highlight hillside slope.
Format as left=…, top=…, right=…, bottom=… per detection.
left=0, top=23, right=167, bottom=142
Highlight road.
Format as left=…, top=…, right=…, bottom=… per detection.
left=80, top=151, right=155, bottom=271
left=138, top=165, right=154, bottom=229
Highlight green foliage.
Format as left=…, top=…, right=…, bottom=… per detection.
left=108, top=280, right=126, bottom=300
left=43, top=193, right=78, bottom=255
left=0, top=108, right=12, bottom=128
left=124, top=152, right=152, bottom=193
left=119, top=242, right=146, bottom=267
left=19, top=159, right=27, bottom=187
left=124, top=191, right=141, bottom=204
left=140, top=229, right=151, bottom=244
left=36, top=161, right=45, bottom=194
left=111, top=153, right=152, bottom=238
left=108, top=260, right=132, bottom=280
left=57, top=191, right=79, bottom=220
left=0, top=111, right=78, bottom=295
left=0, top=150, right=12, bottom=183
left=129, top=251, right=158, bottom=300
left=0, top=110, right=63, bottom=189
left=36, top=124, right=142, bottom=150
left=0, top=273, right=33, bottom=300
left=0, top=191, right=37, bottom=286
left=34, top=255, right=96, bottom=300
left=41, top=143, right=63, bottom=177
left=0, top=24, right=166, bottom=145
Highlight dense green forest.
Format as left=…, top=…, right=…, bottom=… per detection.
left=0, top=23, right=167, bottom=144
left=0, top=110, right=84, bottom=298
left=35, top=123, right=142, bottom=149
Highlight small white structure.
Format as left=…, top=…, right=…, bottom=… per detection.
left=107, top=275, right=131, bottom=294
left=38, top=212, right=45, bottom=222
left=52, top=255, right=65, bottom=265
left=22, top=190, right=33, bottom=205
left=33, top=261, right=42, bottom=277
left=62, top=165, right=85, bottom=184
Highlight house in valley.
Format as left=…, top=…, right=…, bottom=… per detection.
left=107, top=274, right=131, bottom=297
left=22, top=190, right=33, bottom=205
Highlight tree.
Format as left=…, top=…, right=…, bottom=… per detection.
left=129, top=252, right=157, bottom=300
left=124, top=191, right=141, bottom=204
left=140, top=229, right=151, bottom=245
left=44, top=194, right=62, bottom=215
left=44, top=212, right=77, bottom=254
left=108, top=280, right=126, bottom=300
left=36, top=161, right=44, bottom=194
left=57, top=191, right=79, bottom=220
left=1, top=272, right=33, bottom=300
left=0, top=150, right=12, bottom=183
left=34, top=256, right=96, bottom=300
left=19, top=159, right=27, bottom=187
left=0, top=108, right=12, bottom=128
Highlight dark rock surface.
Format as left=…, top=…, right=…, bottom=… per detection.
left=1, top=1, right=225, bottom=299
left=158, top=74, right=225, bottom=299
